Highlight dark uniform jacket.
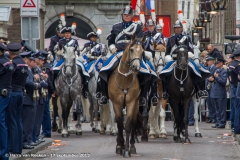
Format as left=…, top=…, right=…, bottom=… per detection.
left=107, top=21, right=143, bottom=51
left=205, top=64, right=217, bottom=90
left=210, top=67, right=227, bottom=98
left=144, top=29, right=164, bottom=57
left=208, top=48, right=221, bottom=59
left=84, top=41, right=102, bottom=57
left=59, top=37, right=79, bottom=50
left=228, top=59, right=240, bottom=88
left=11, top=55, right=28, bottom=92
left=0, top=54, right=14, bottom=94
left=43, top=61, right=54, bottom=94
left=165, top=34, right=193, bottom=59
left=49, top=35, right=62, bottom=57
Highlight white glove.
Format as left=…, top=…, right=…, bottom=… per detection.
left=57, top=50, right=63, bottom=56
left=86, top=53, right=91, bottom=58
left=109, top=44, right=117, bottom=54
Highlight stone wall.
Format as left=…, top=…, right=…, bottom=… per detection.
left=7, top=9, right=21, bottom=43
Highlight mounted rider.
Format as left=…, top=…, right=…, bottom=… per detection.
left=53, top=26, right=90, bottom=98
left=98, top=5, right=155, bottom=105
left=160, top=20, right=210, bottom=99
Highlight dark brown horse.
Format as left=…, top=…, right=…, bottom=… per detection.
left=108, top=35, right=146, bottom=157
left=167, top=45, right=194, bottom=143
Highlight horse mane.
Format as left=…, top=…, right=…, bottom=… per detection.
left=124, top=37, right=145, bottom=53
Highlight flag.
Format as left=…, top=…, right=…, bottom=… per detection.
left=132, top=0, right=138, bottom=10
left=146, top=0, right=151, bottom=11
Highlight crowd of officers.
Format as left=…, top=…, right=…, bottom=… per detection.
left=0, top=42, right=53, bottom=160
left=198, top=44, right=240, bottom=133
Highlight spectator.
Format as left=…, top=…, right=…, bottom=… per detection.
left=207, top=44, right=221, bottom=58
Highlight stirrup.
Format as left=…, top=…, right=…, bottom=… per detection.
left=139, top=97, right=146, bottom=106
left=162, top=92, right=169, bottom=100
left=197, top=90, right=204, bottom=98
left=151, top=96, right=158, bottom=106
left=100, top=96, right=108, bottom=105
left=202, top=90, right=209, bottom=97
left=82, top=92, right=88, bottom=99
left=96, top=92, right=101, bottom=99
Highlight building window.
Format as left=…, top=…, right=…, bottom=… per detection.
left=187, top=2, right=190, bottom=19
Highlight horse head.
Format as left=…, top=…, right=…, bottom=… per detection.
left=176, top=45, right=188, bottom=70
left=127, top=34, right=146, bottom=72
left=62, top=46, right=77, bottom=77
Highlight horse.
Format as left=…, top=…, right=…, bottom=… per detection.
left=108, top=34, right=146, bottom=157
left=87, top=58, right=117, bottom=135
left=167, top=45, right=195, bottom=143
left=147, top=47, right=168, bottom=139
left=55, top=46, right=83, bottom=137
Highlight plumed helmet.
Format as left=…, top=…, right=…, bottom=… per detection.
left=146, top=19, right=155, bottom=26
left=87, top=32, right=99, bottom=39
left=122, top=5, right=133, bottom=15
left=60, top=27, right=75, bottom=35
left=173, top=20, right=183, bottom=28
left=156, top=24, right=162, bottom=30
left=56, top=21, right=63, bottom=32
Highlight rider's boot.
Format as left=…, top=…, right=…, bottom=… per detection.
left=96, top=76, right=101, bottom=99
left=151, top=81, right=159, bottom=106
left=99, top=78, right=108, bottom=105
left=139, top=83, right=149, bottom=106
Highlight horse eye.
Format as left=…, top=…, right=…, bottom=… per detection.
left=130, top=48, right=134, bottom=53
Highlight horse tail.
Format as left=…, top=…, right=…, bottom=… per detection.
left=81, top=96, right=91, bottom=121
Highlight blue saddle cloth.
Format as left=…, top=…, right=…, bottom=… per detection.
left=53, top=58, right=90, bottom=77
left=86, top=58, right=104, bottom=74
left=160, top=60, right=210, bottom=83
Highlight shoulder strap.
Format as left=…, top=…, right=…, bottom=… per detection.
left=115, top=23, right=138, bottom=43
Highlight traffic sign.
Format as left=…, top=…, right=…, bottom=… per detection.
left=20, top=0, right=39, bottom=17
left=21, top=17, right=40, bottom=40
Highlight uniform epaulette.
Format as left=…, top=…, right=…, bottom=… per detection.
left=113, top=22, right=121, bottom=26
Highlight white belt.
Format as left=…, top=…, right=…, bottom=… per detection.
left=172, top=54, right=177, bottom=58
left=116, top=40, right=130, bottom=44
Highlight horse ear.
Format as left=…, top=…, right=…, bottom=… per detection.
left=131, top=33, right=136, bottom=42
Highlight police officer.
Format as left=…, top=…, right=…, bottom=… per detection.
left=7, top=42, right=28, bottom=154
left=143, top=19, right=163, bottom=106
left=0, top=43, right=14, bottom=160
left=98, top=5, right=145, bottom=105
left=156, top=24, right=163, bottom=34
left=205, top=56, right=217, bottom=123
left=229, top=49, right=240, bottom=134
left=53, top=27, right=89, bottom=98
left=31, top=51, right=48, bottom=146
left=21, top=51, right=40, bottom=149
left=40, top=50, right=53, bottom=139
left=48, top=22, right=64, bottom=60
left=84, top=32, right=102, bottom=59
left=209, top=55, right=227, bottom=128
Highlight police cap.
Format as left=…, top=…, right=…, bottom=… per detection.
left=7, top=42, right=22, bottom=52
left=215, top=55, right=226, bottom=64
left=206, top=56, right=215, bottom=61
left=22, top=43, right=36, bottom=53
left=122, top=5, right=133, bottom=15
left=0, top=43, right=8, bottom=52
left=232, top=48, right=240, bottom=57
left=20, top=51, right=35, bottom=61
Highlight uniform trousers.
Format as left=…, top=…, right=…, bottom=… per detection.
left=212, top=98, right=227, bottom=127
left=207, top=90, right=216, bottom=121
left=230, top=87, right=237, bottom=129
left=234, top=98, right=240, bottom=134
left=188, top=100, right=195, bottom=124
left=41, top=94, right=52, bottom=137
left=22, top=103, right=36, bottom=145
left=8, top=92, right=23, bottom=154
left=32, top=101, right=45, bottom=142
left=0, top=94, right=11, bottom=160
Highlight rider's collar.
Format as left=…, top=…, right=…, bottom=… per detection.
left=175, top=34, right=183, bottom=38
left=90, top=41, right=96, bottom=46
left=122, top=21, right=132, bottom=29
left=65, top=37, right=72, bottom=41
left=148, top=30, right=156, bottom=36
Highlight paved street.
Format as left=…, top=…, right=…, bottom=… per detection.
left=25, top=121, right=240, bottom=160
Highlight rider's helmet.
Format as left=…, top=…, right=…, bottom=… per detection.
left=122, top=5, right=133, bottom=15
left=146, top=19, right=155, bottom=26
left=173, top=20, right=183, bottom=28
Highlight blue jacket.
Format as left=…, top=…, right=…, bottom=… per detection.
left=205, top=64, right=217, bottom=90
left=210, top=67, right=227, bottom=98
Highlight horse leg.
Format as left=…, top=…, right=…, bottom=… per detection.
left=60, top=99, right=70, bottom=137
left=52, top=96, right=58, bottom=132
left=89, top=98, right=95, bottom=131
left=75, top=95, right=82, bottom=136
left=57, top=97, right=62, bottom=134
left=159, top=99, right=167, bottom=138
left=114, top=105, right=124, bottom=155
left=193, top=95, right=202, bottom=137
left=183, top=99, right=192, bottom=144
left=109, top=100, right=117, bottom=136
left=141, top=104, right=148, bottom=142
left=93, top=98, right=100, bottom=133
left=148, top=104, right=156, bottom=139
left=130, top=114, right=137, bottom=154
left=99, top=105, right=106, bottom=134
left=68, top=105, right=75, bottom=134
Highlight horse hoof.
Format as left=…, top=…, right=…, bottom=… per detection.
left=52, top=125, right=58, bottom=132
left=112, top=133, right=117, bottom=136
left=184, top=138, right=191, bottom=144
left=161, top=134, right=167, bottom=139
left=92, top=128, right=96, bottom=132
left=174, top=136, right=183, bottom=143
left=135, top=138, right=139, bottom=143
left=130, top=147, right=136, bottom=154
left=123, top=150, right=131, bottom=158
left=57, top=129, right=62, bottom=134
left=100, top=131, right=105, bottom=135
left=68, top=130, right=75, bottom=134
left=76, top=132, right=82, bottom=136
left=141, top=135, right=148, bottom=142
left=62, top=134, right=68, bottom=138
left=195, top=133, right=202, bottom=137
left=95, top=129, right=100, bottom=133
left=149, top=134, right=156, bottom=139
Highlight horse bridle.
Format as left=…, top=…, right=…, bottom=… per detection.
left=153, top=52, right=165, bottom=69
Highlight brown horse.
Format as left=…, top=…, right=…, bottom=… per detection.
left=108, top=35, right=146, bottom=157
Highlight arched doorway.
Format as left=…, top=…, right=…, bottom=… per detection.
left=45, top=17, right=93, bottom=39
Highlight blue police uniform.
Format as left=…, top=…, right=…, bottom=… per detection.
left=206, top=63, right=217, bottom=123
left=7, top=42, right=28, bottom=154
left=188, top=100, right=195, bottom=125
left=231, top=49, right=240, bottom=133
left=20, top=52, right=40, bottom=149
left=210, top=58, right=227, bottom=128
left=41, top=51, right=53, bottom=138
left=49, top=35, right=62, bottom=59
left=0, top=43, right=14, bottom=160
